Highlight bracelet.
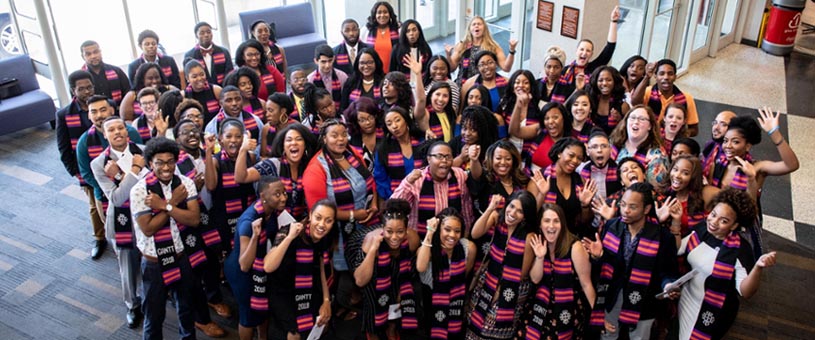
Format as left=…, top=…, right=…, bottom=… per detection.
left=535, top=256, right=545, bottom=260
left=421, top=241, right=432, bottom=248
left=774, top=138, right=784, bottom=146
left=349, top=209, right=355, bottom=223
left=509, top=50, right=516, bottom=55
left=767, top=126, right=779, bottom=136
left=612, top=19, right=619, bottom=23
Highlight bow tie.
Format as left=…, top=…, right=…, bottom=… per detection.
left=200, top=46, right=213, bottom=57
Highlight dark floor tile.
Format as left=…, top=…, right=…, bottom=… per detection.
left=794, top=221, right=815, bottom=250
left=784, top=52, right=815, bottom=118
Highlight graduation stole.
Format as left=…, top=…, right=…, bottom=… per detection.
left=278, top=158, right=308, bottom=220
left=475, top=74, right=508, bottom=97
left=324, top=149, right=375, bottom=238
left=542, top=165, right=584, bottom=205
left=664, top=189, right=706, bottom=231
left=135, top=115, right=153, bottom=143
left=572, top=120, right=594, bottom=143
left=647, top=84, right=686, bottom=119
left=349, top=83, right=382, bottom=103
left=383, top=137, right=422, bottom=192
left=590, top=220, right=661, bottom=327
left=525, top=245, right=579, bottom=340
left=550, top=62, right=581, bottom=104
left=85, top=125, right=106, bottom=160
left=214, top=110, right=260, bottom=140
left=365, top=27, right=399, bottom=45
left=605, top=96, right=621, bottom=130
left=685, top=225, right=742, bottom=340
left=267, top=41, right=285, bottom=73
left=427, top=107, right=453, bottom=141
left=293, top=226, right=333, bottom=333
left=145, top=173, right=189, bottom=285
left=177, top=150, right=221, bottom=250
left=579, top=160, right=622, bottom=197
left=260, top=67, right=279, bottom=99
left=246, top=97, right=264, bottom=121
left=610, top=145, right=648, bottom=168
left=66, top=99, right=90, bottom=152
left=470, top=223, right=527, bottom=331
left=711, top=151, right=752, bottom=191
left=429, top=242, right=467, bottom=339
left=249, top=200, right=277, bottom=312
left=417, top=171, right=462, bottom=237
left=104, top=142, right=143, bottom=248
left=82, top=64, right=122, bottom=101
left=456, top=44, right=475, bottom=83
left=195, top=44, right=228, bottom=83
left=701, top=141, right=722, bottom=179
left=372, top=238, right=418, bottom=330
left=140, top=53, right=173, bottom=79
left=312, top=70, right=342, bottom=111
left=185, top=82, right=221, bottom=122
left=216, top=150, right=256, bottom=249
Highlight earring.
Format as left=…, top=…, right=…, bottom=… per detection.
left=263, top=200, right=267, bottom=204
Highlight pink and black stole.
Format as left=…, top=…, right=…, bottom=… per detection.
left=85, top=126, right=107, bottom=207
left=579, top=160, right=622, bottom=197
left=312, top=70, right=342, bottom=112
left=541, top=165, right=584, bottom=205
left=325, top=149, right=377, bottom=237
left=185, top=83, right=221, bottom=124
left=710, top=152, right=752, bottom=191
left=365, top=27, right=399, bottom=45
left=177, top=150, right=221, bottom=254
left=267, top=42, right=285, bottom=74
left=145, top=172, right=189, bottom=286
left=277, top=158, right=308, bottom=220
left=66, top=100, right=91, bottom=185
left=525, top=245, right=579, bottom=340
left=610, top=145, right=649, bottom=168
left=213, top=150, right=256, bottom=254
left=293, top=227, right=333, bottom=333
left=416, top=171, right=462, bottom=237
left=371, top=239, right=418, bottom=331
left=590, top=220, right=661, bottom=328
left=259, top=66, right=280, bottom=99
left=685, top=225, right=743, bottom=340
left=104, top=142, right=143, bottom=248
left=81, top=64, right=122, bottom=102
left=550, top=62, right=584, bottom=104
left=647, top=84, right=686, bottom=120
left=383, top=137, right=422, bottom=192
left=470, top=223, right=527, bottom=333
left=214, top=110, right=260, bottom=140
left=246, top=97, right=265, bottom=121
left=134, top=115, right=153, bottom=143
left=429, top=242, right=466, bottom=339
left=349, top=84, right=382, bottom=105
left=249, top=200, right=277, bottom=312
left=193, top=44, right=229, bottom=84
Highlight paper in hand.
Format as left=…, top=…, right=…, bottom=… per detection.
left=306, top=316, right=325, bottom=340
left=656, top=269, right=698, bottom=299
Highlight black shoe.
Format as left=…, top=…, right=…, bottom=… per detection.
left=126, top=307, right=142, bottom=329
left=91, top=239, right=107, bottom=260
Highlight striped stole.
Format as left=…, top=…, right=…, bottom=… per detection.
left=416, top=171, right=461, bottom=237
left=383, top=137, right=422, bottom=192
left=647, top=84, right=687, bottom=120
left=293, top=231, right=332, bottom=333
left=429, top=242, right=466, bottom=339
left=371, top=239, right=417, bottom=330
left=145, top=173, right=188, bottom=286
left=686, top=225, right=742, bottom=340
left=591, top=220, right=661, bottom=327
left=525, top=245, right=579, bottom=340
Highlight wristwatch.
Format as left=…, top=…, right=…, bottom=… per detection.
left=114, top=172, right=123, bottom=181
left=165, top=204, right=174, bottom=213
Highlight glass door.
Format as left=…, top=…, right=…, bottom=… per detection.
left=688, top=0, right=717, bottom=62
left=715, top=0, right=741, bottom=50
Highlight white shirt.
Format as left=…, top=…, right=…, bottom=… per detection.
left=111, top=146, right=133, bottom=175
left=130, top=175, right=198, bottom=257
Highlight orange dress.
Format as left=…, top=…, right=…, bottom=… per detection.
left=374, top=28, right=393, bottom=72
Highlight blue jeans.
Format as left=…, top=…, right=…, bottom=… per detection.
left=141, top=254, right=197, bottom=340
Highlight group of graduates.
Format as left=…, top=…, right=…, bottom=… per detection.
left=53, top=2, right=798, bottom=340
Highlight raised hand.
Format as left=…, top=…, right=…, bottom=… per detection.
left=467, top=144, right=481, bottom=161
left=756, top=251, right=777, bottom=268
left=487, top=194, right=505, bottom=212
left=578, top=179, right=598, bottom=207
left=516, top=89, right=531, bottom=107
left=529, top=234, right=548, bottom=259
left=406, top=169, right=423, bottom=184
left=424, top=129, right=437, bottom=140
left=645, top=62, right=657, bottom=79
left=252, top=218, right=262, bottom=237
left=757, top=106, right=780, bottom=134
left=610, top=6, right=621, bottom=22
left=155, top=114, right=169, bottom=136
left=368, top=231, right=385, bottom=253
left=241, top=131, right=257, bottom=153
left=532, top=169, right=551, bottom=196
left=204, top=133, right=217, bottom=153
left=403, top=55, right=422, bottom=75
left=734, top=156, right=757, bottom=179
left=655, top=197, right=677, bottom=223
left=287, top=222, right=304, bottom=240
left=508, top=39, right=518, bottom=52
left=591, top=197, right=617, bottom=221
left=426, top=217, right=439, bottom=235
left=581, top=232, right=603, bottom=258
left=575, top=73, right=586, bottom=90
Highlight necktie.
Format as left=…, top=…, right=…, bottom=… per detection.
left=349, top=46, right=356, bottom=63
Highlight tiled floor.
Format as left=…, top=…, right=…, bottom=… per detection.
left=0, top=44, right=813, bottom=339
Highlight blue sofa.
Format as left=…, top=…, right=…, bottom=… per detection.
left=239, top=2, right=327, bottom=68
left=0, top=55, right=55, bottom=135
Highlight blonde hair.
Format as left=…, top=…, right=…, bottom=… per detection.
left=463, top=16, right=501, bottom=53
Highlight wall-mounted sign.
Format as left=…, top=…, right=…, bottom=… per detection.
left=537, top=1, right=554, bottom=32
left=561, top=6, right=580, bottom=39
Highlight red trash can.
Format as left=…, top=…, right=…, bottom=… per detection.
left=762, top=0, right=806, bottom=55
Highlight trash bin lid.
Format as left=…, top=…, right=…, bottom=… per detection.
left=773, top=0, right=806, bottom=10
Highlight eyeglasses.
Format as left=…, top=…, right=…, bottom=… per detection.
left=140, top=100, right=157, bottom=107
left=152, top=160, right=175, bottom=169
left=429, top=154, right=453, bottom=161
left=179, top=128, right=201, bottom=136
left=712, top=120, right=729, bottom=128
left=357, top=116, right=375, bottom=124
left=245, top=52, right=261, bottom=58
left=359, top=60, right=375, bottom=66
left=627, top=115, right=650, bottom=123
left=291, top=76, right=308, bottom=84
